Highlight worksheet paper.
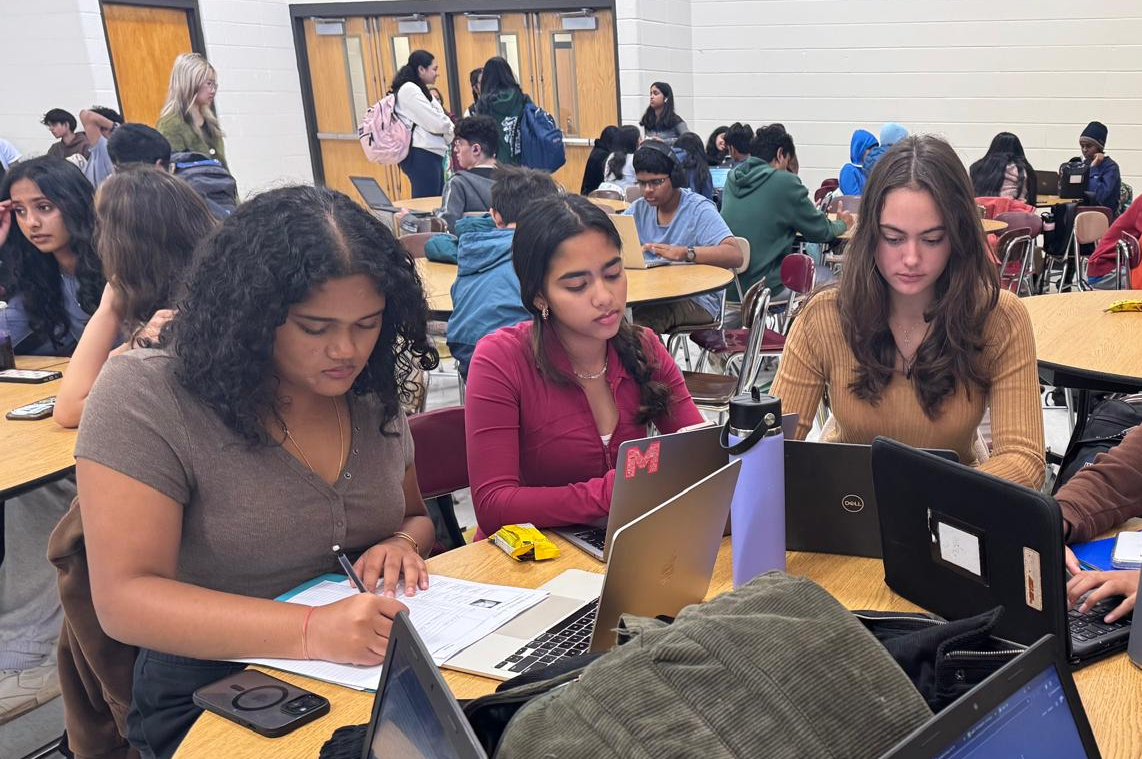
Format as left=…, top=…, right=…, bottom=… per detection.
left=236, top=575, right=548, bottom=690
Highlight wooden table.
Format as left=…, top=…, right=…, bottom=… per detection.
left=0, top=356, right=76, bottom=500
left=415, top=259, right=734, bottom=317
left=832, top=216, right=1006, bottom=241
left=1038, top=194, right=1081, bottom=208
left=394, top=196, right=442, bottom=213
left=175, top=534, right=1142, bottom=759
left=588, top=197, right=629, bottom=213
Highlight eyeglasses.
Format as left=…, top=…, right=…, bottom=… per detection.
left=635, top=177, right=668, bottom=189
left=204, top=80, right=218, bottom=90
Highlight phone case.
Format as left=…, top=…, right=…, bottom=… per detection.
left=1111, top=531, right=1142, bottom=570
left=0, top=369, right=63, bottom=384
left=192, top=670, right=330, bottom=738
left=6, top=396, right=56, bottom=421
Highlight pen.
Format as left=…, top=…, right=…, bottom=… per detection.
left=332, top=544, right=368, bottom=593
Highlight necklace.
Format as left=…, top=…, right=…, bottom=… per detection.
left=892, top=320, right=931, bottom=379
left=573, top=361, right=608, bottom=381
left=281, top=397, right=344, bottom=475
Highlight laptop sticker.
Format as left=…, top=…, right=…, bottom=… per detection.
left=930, top=512, right=984, bottom=578
left=1023, top=547, right=1043, bottom=611
left=624, top=442, right=661, bottom=478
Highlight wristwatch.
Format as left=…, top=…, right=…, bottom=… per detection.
left=685, top=246, right=697, bottom=263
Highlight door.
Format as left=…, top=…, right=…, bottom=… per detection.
left=451, top=13, right=536, bottom=118
left=102, top=3, right=195, bottom=124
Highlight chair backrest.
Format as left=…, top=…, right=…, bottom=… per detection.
left=994, top=227, right=1032, bottom=267
left=827, top=195, right=861, bottom=214
left=780, top=252, right=816, bottom=294
left=813, top=185, right=832, bottom=203
left=400, top=232, right=440, bottom=260
left=1118, top=231, right=1141, bottom=269
left=994, top=210, right=1042, bottom=237
left=624, top=184, right=642, bottom=202
left=588, top=189, right=623, bottom=201
left=739, top=277, right=768, bottom=330
left=1074, top=210, right=1110, bottom=245
left=408, top=406, right=467, bottom=499
left=820, top=178, right=839, bottom=192
left=1079, top=206, right=1113, bottom=224
left=975, top=204, right=987, bottom=219
left=731, top=236, right=751, bottom=275
left=734, top=286, right=774, bottom=396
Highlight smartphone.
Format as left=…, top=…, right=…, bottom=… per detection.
left=6, top=396, right=56, bottom=421
left=1110, top=531, right=1142, bottom=570
left=0, top=369, right=63, bottom=384
left=192, top=670, right=330, bottom=738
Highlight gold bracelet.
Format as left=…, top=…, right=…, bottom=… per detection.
left=392, top=530, right=420, bottom=555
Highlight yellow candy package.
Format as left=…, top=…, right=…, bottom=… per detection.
left=1105, top=299, right=1142, bottom=313
left=491, top=523, right=560, bottom=562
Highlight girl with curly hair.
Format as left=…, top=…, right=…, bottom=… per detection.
left=53, top=167, right=217, bottom=428
left=771, top=135, right=1044, bottom=488
left=74, top=185, right=439, bottom=757
left=465, top=194, right=703, bottom=538
left=0, top=155, right=103, bottom=355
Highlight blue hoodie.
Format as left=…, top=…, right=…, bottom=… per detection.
left=426, top=215, right=531, bottom=376
left=863, top=122, right=909, bottom=177
left=838, top=129, right=878, bottom=196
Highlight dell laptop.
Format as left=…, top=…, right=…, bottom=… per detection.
left=445, top=460, right=740, bottom=680
left=872, top=437, right=1132, bottom=667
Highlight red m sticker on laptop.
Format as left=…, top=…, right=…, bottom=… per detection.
left=624, top=442, right=661, bottom=478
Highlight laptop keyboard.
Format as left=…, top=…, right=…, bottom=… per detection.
left=495, top=598, right=598, bottom=674
left=1067, top=597, right=1131, bottom=643
left=572, top=528, right=606, bottom=552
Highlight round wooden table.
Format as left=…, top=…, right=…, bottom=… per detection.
left=588, top=197, right=629, bottom=213
left=831, top=216, right=1006, bottom=241
left=1036, top=194, right=1080, bottom=208
left=415, top=259, right=734, bottom=317
left=395, top=196, right=442, bottom=213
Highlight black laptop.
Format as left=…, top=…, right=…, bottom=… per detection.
left=350, top=175, right=401, bottom=213
left=879, top=635, right=1101, bottom=759
left=361, top=611, right=486, bottom=759
left=871, top=438, right=1132, bottom=667
left=1036, top=169, right=1060, bottom=198
left=785, top=440, right=957, bottom=558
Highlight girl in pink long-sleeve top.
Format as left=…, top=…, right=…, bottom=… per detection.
left=465, top=194, right=704, bottom=538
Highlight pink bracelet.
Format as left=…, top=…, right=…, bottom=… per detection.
left=300, top=606, right=316, bottom=660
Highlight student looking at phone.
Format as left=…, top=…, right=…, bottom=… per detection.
left=464, top=194, right=703, bottom=538
left=75, top=185, right=438, bottom=757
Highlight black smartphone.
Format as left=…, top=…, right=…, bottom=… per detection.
left=0, top=369, right=63, bottom=384
left=192, top=670, right=330, bottom=738
left=6, top=396, right=56, bottom=421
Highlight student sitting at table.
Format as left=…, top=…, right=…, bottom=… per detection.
left=465, top=194, right=703, bottom=537
left=1086, top=195, right=1142, bottom=289
left=969, top=132, right=1037, bottom=206
left=723, top=122, right=753, bottom=168
left=771, top=135, right=1045, bottom=489
left=838, top=128, right=878, bottom=196
left=721, top=124, right=852, bottom=304
left=601, top=124, right=641, bottom=193
left=53, top=167, right=217, bottom=427
left=75, top=185, right=438, bottom=758
left=427, top=166, right=560, bottom=377
left=439, top=115, right=499, bottom=233
left=862, top=122, right=908, bottom=177
left=622, top=141, right=742, bottom=334
left=1076, top=121, right=1121, bottom=214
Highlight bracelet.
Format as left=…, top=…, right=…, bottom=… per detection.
left=300, top=605, right=316, bottom=660
left=392, top=530, right=420, bottom=555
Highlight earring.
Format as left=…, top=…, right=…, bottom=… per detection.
left=541, top=306, right=550, bottom=321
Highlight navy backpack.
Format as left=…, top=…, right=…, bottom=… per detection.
left=519, top=102, right=566, bottom=173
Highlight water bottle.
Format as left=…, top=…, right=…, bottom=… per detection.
left=0, top=301, right=14, bottom=371
left=720, top=388, right=785, bottom=587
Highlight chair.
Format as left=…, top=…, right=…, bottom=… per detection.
left=730, top=236, right=751, bottom=301
left=587, top=189, right=623, bottom=201
left=1041, top=206, right=1111, bottom=292
left=687, top=279, right=786, bottom=377
left=624, top=185, right=642, bottom=203
left=767, top=252, right=818, bottom=333
left=408, top=407, right=468, bottom=552
left=1112, top=232, right=1141, bottom=290
left=993, top=227, right=1034, bottom=296
left=400, top=232, right=442, bottom=260
left=1070, top=209, right=1112, bottom=290
left=827, top=195, right=861, bottom=215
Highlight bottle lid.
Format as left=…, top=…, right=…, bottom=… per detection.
left=728, top=387, right=781, bottom=435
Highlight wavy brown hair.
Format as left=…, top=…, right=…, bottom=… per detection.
left=838, top=134, right=999, bottom=419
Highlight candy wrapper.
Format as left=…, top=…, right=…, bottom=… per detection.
left=491, top=523, right=560, bottom=562
left=1105, top=299, right=1142, bottom=313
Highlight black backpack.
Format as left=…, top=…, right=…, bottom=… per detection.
left=1058, top=158, right=1090, bottom=200
left=1053, top=395, right=1142, bottom=493
left=171, top=151, right=238, bottom=219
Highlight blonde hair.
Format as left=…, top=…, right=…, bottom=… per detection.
left=159, top=53, right=224, bottom=138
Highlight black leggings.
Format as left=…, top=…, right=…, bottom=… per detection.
left=399, top=147, right=445, bottom=198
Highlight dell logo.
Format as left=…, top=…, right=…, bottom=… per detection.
left=841, top=494, right=865, bottom=513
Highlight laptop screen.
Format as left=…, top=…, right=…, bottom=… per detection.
left=924, top=665, right=1089, bottom=759
left=350, top=176, right=394, bottom=210
left=710, top=167, right=730, bottom=189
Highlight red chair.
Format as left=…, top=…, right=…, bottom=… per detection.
left=768, top=252, right=817, bottom=333
left=687, top=279, right=785, bottom=372
left=1112, top=231, right=1141, bottom=290
left=408, top=407, right=468, bottom=552
left=993, top=227, right=1034, bottom=295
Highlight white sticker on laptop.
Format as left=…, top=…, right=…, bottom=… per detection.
left=1023, top=547, right=1043, bottom=611
left=936, top=521, right=983, bottom=577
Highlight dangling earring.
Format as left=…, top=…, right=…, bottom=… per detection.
left=541, top=306, right=550, bottom=322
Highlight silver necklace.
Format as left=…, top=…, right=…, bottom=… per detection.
left=573, top=361, right=608, bottom=381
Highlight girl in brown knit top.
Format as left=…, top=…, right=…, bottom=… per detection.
left=772, top=135, right=1044, bottom=488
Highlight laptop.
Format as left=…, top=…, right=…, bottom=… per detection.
left=871, top=437, right=1132, bottom=667
left=1036, top=169, right=1060, bottom=198
left=445, top=460, right=740, bottom=680
left=350, top=175, right=400, bottom=213
left=361, top=611, right=486, bottom=759
left=784, top=440, right=958, bottom=559
left=554, top=425, right=728, bottom=561
left=709, top=167, right=730, bottom=190
left=611, top=213, right=671, bottom=269
left=879, top=635, right=1101, bottom=759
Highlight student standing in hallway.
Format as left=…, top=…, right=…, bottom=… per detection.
left=156, top=53, right=228, bottom=168
left=391, top=50, right=455, bottom=198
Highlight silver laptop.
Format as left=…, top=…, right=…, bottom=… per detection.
left=350, top=175, right=400, bottom=212
left=612, top=213, right=673, bottom=269
left=445, top=460, right=740, bottom=681
left=709, top=167, right=730, bottom=190
left=555, top=424, right=727, bottom=561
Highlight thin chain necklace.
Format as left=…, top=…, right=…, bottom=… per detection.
left=892, top=320, right=931, bottom=379
left=280, top=397, right=344, bottom=475
left=573, top=361, right=608, bottom=381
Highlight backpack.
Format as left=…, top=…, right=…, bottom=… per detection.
left=518, top=101, right=565, bottom=172
left=170, top=152, right=237, bottom=219
left=1053, top=395, right=1142, bottom=493
left=1119, top=181, right=1134, bottom=218
left=358, top=94, right=411, bottom=165
left=1058, top=159, right=1089, bottom=200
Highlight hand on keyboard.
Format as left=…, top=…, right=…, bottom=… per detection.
left=1066, top=569, right=1137, bottom=624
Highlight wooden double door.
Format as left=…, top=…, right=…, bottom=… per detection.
left=301, top=9, right=617, bottom=203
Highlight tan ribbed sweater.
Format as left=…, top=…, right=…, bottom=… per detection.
left=771, top=288, right=1045, bottom=488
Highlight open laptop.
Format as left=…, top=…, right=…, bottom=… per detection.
left=785, top=440, right=958, bottom=558
left=445, top=460, right=740, bottom=680
left=350, top=175, right=401, bottom=213
left=879, top=635, right=1101, bottom=759
left=554, top=425, right=728, bottom=561
left=871, top=437, right=1132, bottom=667
left=362, top=611, right=486, bottom=759
left=611, top=213, right=671, bottom=269
left=709, top=167, right=730, bottom=191
left=1036, top=169, right=1060, bottom=198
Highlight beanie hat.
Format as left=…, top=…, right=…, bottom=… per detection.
left=1081, top=121, right=1108, bottom=148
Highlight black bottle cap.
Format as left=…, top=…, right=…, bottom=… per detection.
left=728, top=387, right=782, bottom=434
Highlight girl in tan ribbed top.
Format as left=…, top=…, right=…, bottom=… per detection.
left=771, top=135, right=1044, bottom=488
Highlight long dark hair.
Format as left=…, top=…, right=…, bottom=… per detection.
left=95, top=167, right=215, bottom=329
left=168, top=185, right=439, bottom=446
left=838, top=135, right=999, bottom=419
left=0, top=156, right=102, bottom=353
left=592, top=125, right=620, bottom=158
left=606, top=125, right=641, bottom=181
left=705, top=125, right=729, bottom=165
left=478, top=57, right=521, bottom=98
left=389, top=50, right=434, bottom=103
left=512, top=195, right=671, bottom=424
left=969, top=132, right=1037, bottom=205
left=639, top=81, right=682, bottom=132
left=673, top=133, right=712, bottom=195
left=468, top=67, right=482, bottom=104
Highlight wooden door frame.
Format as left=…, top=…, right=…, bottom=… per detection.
left=289, top=0, right=619, bottom=186
left=99, top=0, right=208, bottom=118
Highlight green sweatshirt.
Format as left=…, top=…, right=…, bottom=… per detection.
left=719, top=158, right=845, bottom=301
left=473, top=88, right=526, bottom=165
